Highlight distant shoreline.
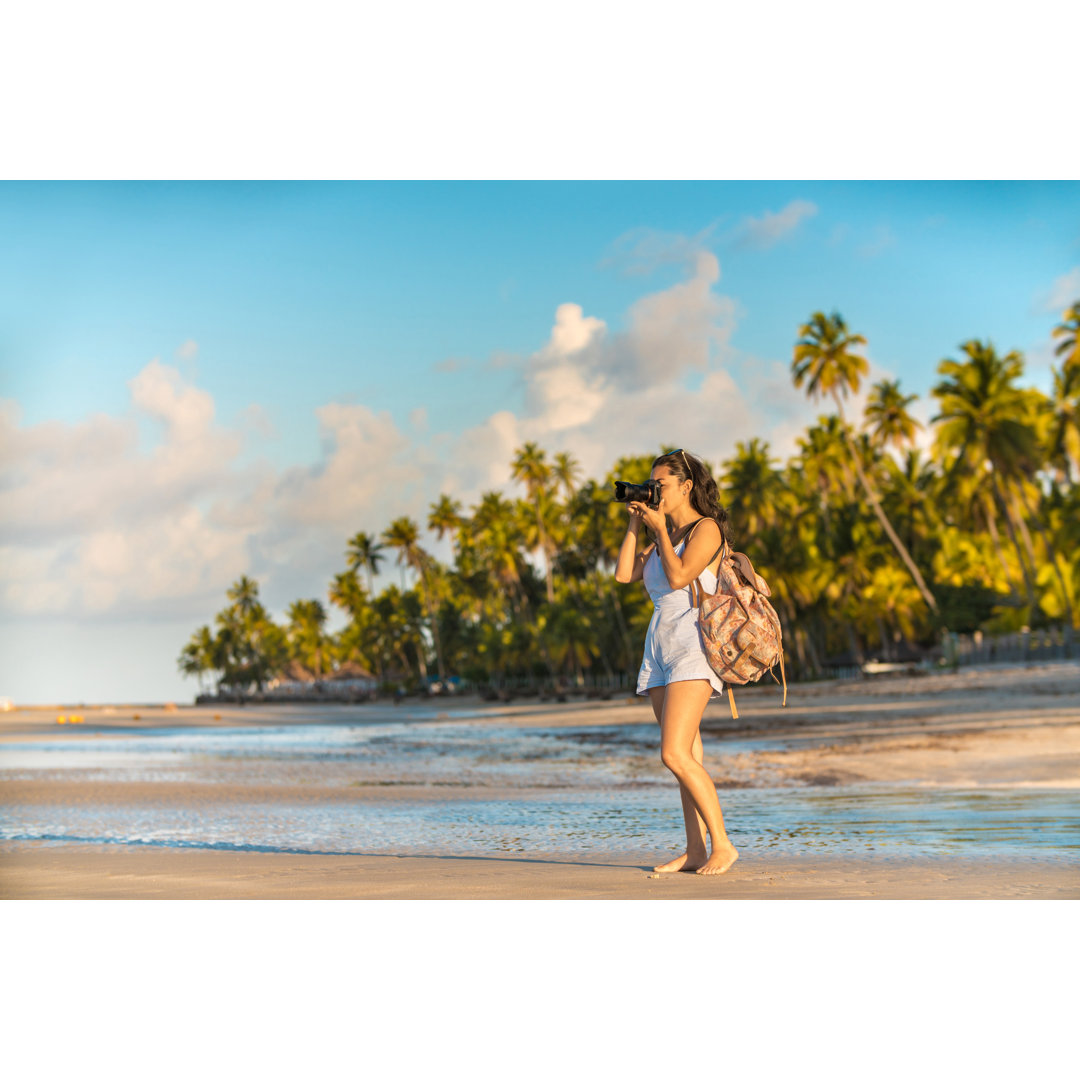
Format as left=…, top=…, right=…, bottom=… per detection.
left=5, top=658, right=1079, bottom=713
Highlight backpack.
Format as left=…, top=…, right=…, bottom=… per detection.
left=685, top=521, right=787, bottom=720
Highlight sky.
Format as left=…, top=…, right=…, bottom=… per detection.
left=2, top=180, right=1078, bottom=704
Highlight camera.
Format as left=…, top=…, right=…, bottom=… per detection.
left=613, top=479, right=661, bottom=510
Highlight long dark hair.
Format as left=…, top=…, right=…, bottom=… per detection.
left=652, top=449, right=732, bottom=546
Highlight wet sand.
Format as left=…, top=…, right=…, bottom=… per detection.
left=2, top=845, right=1074, bottom=899
left=2, top=662, right=1079, bottom=899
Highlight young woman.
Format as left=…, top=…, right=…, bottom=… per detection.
left=614, top=449, right=739, bottom=876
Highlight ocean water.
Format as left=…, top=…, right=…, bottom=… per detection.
left=2, top=720, right=1078, bottom=861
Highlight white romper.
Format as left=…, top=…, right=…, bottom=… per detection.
left=636, top=531, right=726, bottom=699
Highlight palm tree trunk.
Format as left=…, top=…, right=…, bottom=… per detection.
left=851, top=449, right=939, bottom=613
left=989, top=472, right=1037, bottom=609
left=1007, top=488, right=1041, bottom=580
left=980, top=494, right=1017, bottom=599
left=832, top=392, right=938, bottom=614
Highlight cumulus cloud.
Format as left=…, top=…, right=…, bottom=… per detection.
left=274, top=402, right=424, bottom=531
left=453, top=252, right=751, bottom=484
left=1, top=252, right=823, bottom=623
left=1, top=361, right=241, bottom=548
left=0, top=359, right=254, bottom=619
left=175, top=339, right=199, bottom=359
left=734, top=200, right=818, bottom=250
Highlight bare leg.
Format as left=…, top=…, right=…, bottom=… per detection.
left=657, top=681, right=739, bottom=876
left=648, top=687, right=708, bottom=871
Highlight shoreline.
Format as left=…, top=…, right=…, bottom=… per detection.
left=3, top=662, right=1078, bottom=899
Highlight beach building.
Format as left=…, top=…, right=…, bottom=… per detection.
left=264, top=659, right=378, bottom=701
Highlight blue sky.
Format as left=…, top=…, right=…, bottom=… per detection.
left=2, top=181, right=1078, bottom=704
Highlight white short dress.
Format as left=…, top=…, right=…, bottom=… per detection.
left=636, top=535, right=726, bottom=699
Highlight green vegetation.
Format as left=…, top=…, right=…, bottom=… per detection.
left=180, top=305, right=1080, bottom=696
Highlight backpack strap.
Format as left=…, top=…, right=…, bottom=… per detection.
left=684, top=521, right=726, bottom=609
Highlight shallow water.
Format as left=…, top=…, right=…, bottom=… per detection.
left=0, top=721, right=772, bottom=788
left=2, top=720, right=1078, bottom=860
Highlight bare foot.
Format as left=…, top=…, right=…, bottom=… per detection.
left=653, top=850, right=709, bottom=873
left=695, top=842, right=739, bottom=876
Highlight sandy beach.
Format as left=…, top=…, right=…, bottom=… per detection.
left=2, top=662, right=1079, bottom=899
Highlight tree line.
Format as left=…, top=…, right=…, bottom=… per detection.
left=179, top=303, right=1080, bottom=696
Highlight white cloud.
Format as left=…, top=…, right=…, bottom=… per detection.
left=443, top=410, right=521, bottom=501
left=240, top=402, right=277, bottom=439
left=541, top=302, right=606, bottom=360
left=1037, top=266, right=1080, bottom=314
left=0, top=253, right=835, bottom=623
left=734, top=200, right=818, bottom=250
left=274, top=402, right=424, bottom=530
left=458, top=254, right=752, bottom=486
left=0, top=360, right=255, bottom=619
left=612, top=252, right=733, bottom=388
left=601, top=224, right=721, bottom=277
left=175, top=339, right=199, bottom=359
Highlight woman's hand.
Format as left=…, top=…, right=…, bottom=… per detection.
left=628, top=498, right=666, bottom=536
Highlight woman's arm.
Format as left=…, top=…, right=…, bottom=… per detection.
left=655, top=517, right=723, bottom=590
left=614, top=516, right=655, bottom=584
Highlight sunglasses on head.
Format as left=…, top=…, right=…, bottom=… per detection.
left=671, top=448, right=691, bottom=472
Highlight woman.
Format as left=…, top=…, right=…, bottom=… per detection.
left=614, top=449, right=739, bottom=876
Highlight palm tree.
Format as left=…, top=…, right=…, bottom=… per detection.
left=1053, top=300, right=1080, bottom=374
left=796, top=415, right=858, bottom=528
left=864, top=379, right=921, bottom=451
left=286, top=599, right=329, bottom=677
left=212, top=582, right=288, bottom=695
left=427, top=495, right=464, bottom=561
left=793, top=310, right=939, bottom=613
left=1048, top=363, right=1080, bottom=486
left=932, top=340, right=1041, bottom=608
left=546, top=600, right=600, bottom=685
left=553, top=451, right=582, bottom=500
left=721, top=438, right=784, bottom=537
left=382, top=516, right=446, bottom=681
left=371, top=585, right=423, bottom=684
left=511, top=442, right=556, bottom=603
left=471, top=492, right=528, bottom=616
left=328, top=570, right=367, bottom=621
left=227, top=575, right=261, bottom=619
left=346, top=531, right=385, bottom=594
left=178, top=625, right=216, bottom=694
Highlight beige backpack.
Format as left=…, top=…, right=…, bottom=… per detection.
left=686, top=521, right=787, bottom=719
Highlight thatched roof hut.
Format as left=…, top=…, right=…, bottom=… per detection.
left=324, top=659, right=377, bottom=684
left=279, top=660, right=318, bottom=684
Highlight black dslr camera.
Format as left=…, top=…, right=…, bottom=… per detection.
left=613, top=479, right=661, bottom=510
